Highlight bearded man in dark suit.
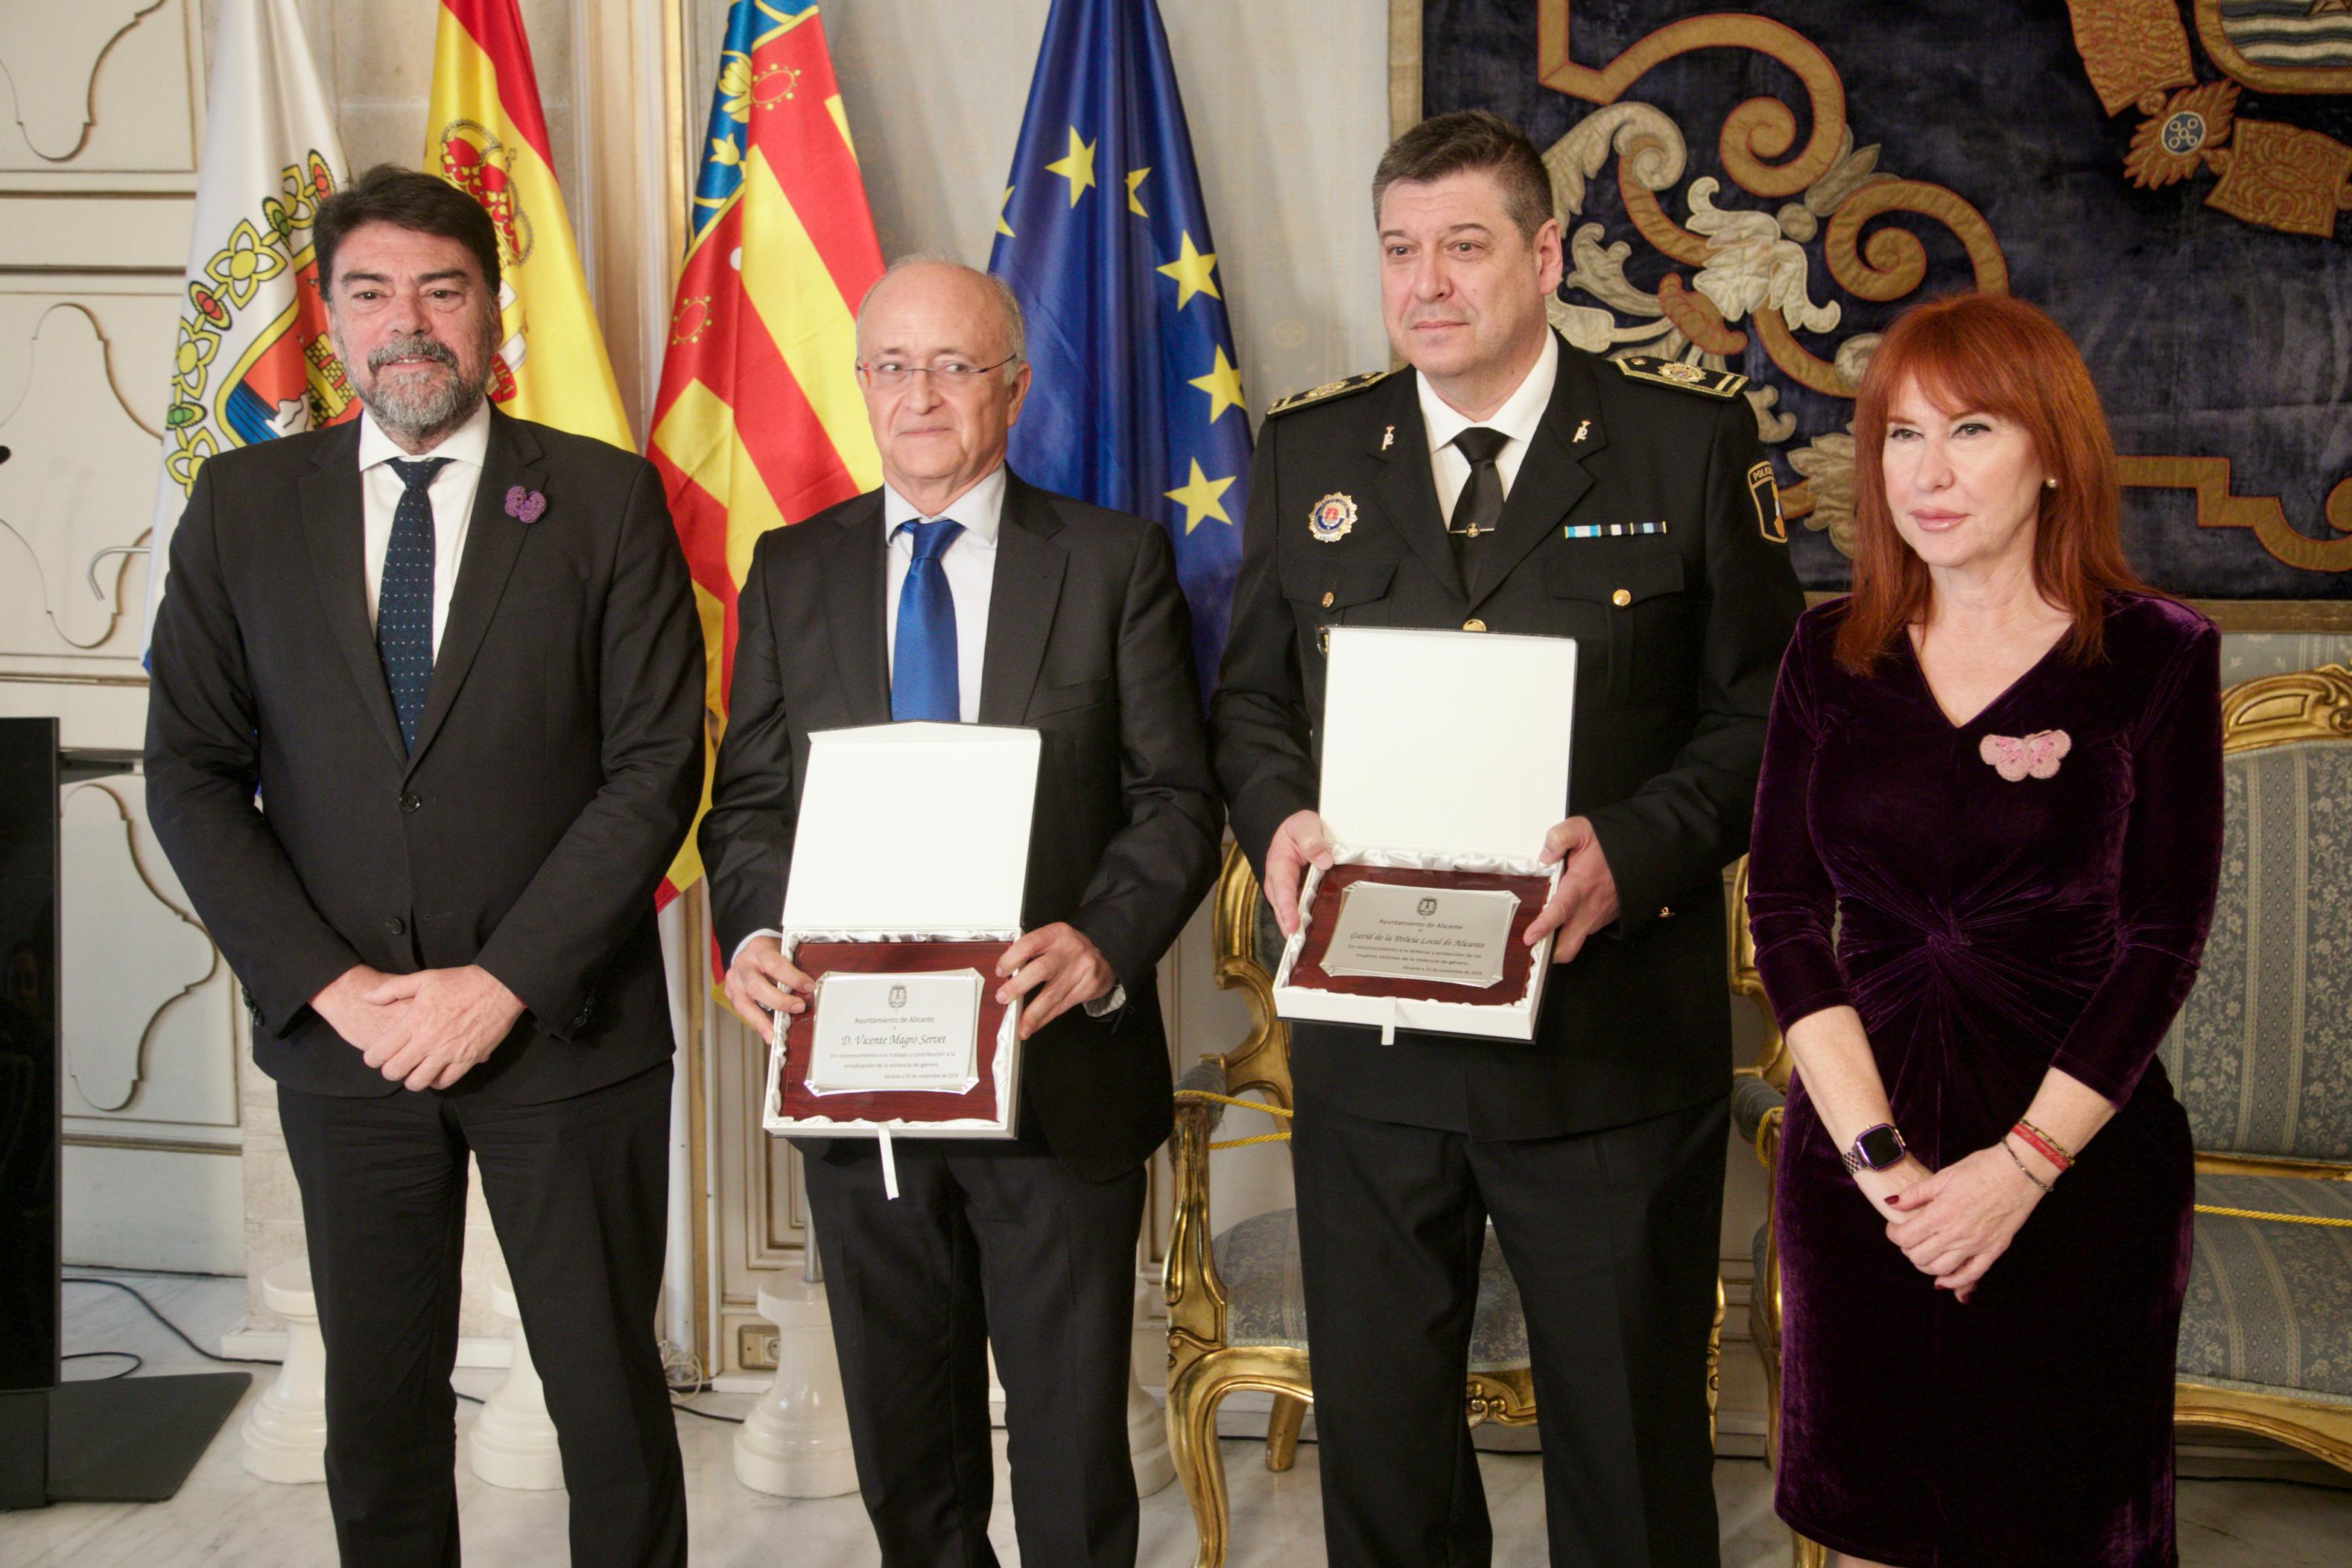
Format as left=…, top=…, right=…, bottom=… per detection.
left=145, top=165, right=703, bottom=1568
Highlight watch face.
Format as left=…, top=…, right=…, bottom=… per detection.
left=1857, top=1125, right=1906, bottom=1171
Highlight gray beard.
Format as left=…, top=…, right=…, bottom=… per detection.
left=344, top=326, right=498, bottom=448
left=357, top=362, right=484, bottom=446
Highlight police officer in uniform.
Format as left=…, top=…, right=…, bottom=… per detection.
left=1211, top=110, right=1805, bottom=1567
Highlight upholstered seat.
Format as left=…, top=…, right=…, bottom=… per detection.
left=1735, top=664, right=2352, bottom=1568
left=1211, top=1209, right=1532, bottom=1372
left=2181, top=1175, right=2352, bottom=1404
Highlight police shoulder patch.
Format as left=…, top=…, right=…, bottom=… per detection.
left=1612, top=355, right=1749, bottom=399
left=1267, top=368, right=1392, bottom=417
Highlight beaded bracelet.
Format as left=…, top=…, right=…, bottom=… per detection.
left=2001, top=1138, right=2053, bottom=1193
left=2010, top=1119, right=2073, bottom=1173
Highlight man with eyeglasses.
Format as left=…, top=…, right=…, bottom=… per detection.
left=699, top=256, right=1222, bottom=1567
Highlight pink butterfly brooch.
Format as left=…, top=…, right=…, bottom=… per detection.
left=1979, top=729, right=2071, bottom=781
left=504, top=485, right=547, bottom=523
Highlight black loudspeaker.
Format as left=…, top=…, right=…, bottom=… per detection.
left=0, top=720, right=247, bottom=1510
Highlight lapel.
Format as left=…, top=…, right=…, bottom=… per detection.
left=296, top=420, right=408, bottom=764
left=402, top=410, right=542, bottom=778
left=1366, top=374, right=1464, bottom=599
left=822, top=491, right=893, bottom=726
left=1466, top=338, right=1605, bottom=614
left=977, top=472, right=1067, bottom=726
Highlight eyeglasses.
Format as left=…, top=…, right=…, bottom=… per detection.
left=855, top=355, right=1020, bottom=390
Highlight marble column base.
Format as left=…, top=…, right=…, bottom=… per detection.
left=734, top=1280, right=860, bottom=1498
left=239, top=1262, right=326, bottom=1484
left=467, top=1283, right=565, bottom=1491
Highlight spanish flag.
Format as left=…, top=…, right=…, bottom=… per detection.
left=649, top=0, right=884, bottom=906
left=423, top=0, right=631, bottom=454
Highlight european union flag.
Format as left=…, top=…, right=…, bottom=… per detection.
left=989, top=0, right=1249, bottom=693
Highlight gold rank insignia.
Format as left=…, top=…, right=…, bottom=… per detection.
left=1308, top=492, right=1357, bottom=543
left=1748, top=460, right=1787, bottom=544
left=1613, top=355, right=1749, bottom=398
left=1267, top=368, right=1391, bottom=417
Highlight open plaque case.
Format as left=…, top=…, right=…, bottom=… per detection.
left=1273, top=626, right=1577, bottom=1041
left=761, top=723, right=1039, bottom=1140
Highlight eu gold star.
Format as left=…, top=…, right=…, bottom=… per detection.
left=1045, top=127, right=1097, bottom=207
left=1188, top=346, right=1246, bottom=424
left=1126, top=168, right=1151, bottom=217
left=997, top=186, right=1015, bottom=238
left=1155, top=231, right=1220, bottom=308
left=1164, top=459, right=1236, bottom=533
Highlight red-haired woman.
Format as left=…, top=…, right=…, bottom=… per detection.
left=1745, top=293, right=2224, bottom=1567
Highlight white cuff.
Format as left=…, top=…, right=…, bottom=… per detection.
left=1083, top=983, right=1127, bottom=1018
left=732, top=929, right=782, bottom=968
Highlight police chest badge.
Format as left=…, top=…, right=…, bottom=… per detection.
left=1309, top=492, right=1357, bottom=543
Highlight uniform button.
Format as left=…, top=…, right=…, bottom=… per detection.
left=383, top=915, right=407, bottom=936
left=1611, top=588, right=1632, bottom=608
left=1659, top=906, right=1673, bottom=920
left=398, top=793, right=422, bottom=813
left=1318, top=627, right=1330, bottom=654
left=1321, top=591, right=1334, bottom=608
left=1462, top=618, right=1486, bottom=632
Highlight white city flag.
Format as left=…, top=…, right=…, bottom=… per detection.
left=142, top=0, right=350, bottom=654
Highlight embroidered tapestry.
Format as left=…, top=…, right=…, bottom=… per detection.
left=1421, top=1, right=2352, bottom=601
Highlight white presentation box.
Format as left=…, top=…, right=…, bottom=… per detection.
left=1272, top=626, right=1577, bottom=1042
left=762, top=722, right=1040, bottom=1140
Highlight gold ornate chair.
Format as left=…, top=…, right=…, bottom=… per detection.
left=1164, top=843, right=1723, bottom=1568
left=1734, top=664, right=2352, bottom=1567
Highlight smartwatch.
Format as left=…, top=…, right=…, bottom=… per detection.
left=1840, top=1123, right=1909, bottom=1174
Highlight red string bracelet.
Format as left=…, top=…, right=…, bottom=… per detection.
left=2009, top=1120, right=2073, bottom=1174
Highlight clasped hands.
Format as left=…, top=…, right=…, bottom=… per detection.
left=1860, top=1143, right=2054, bottom=1304
left=1263, top=809, right=1620, bottom=963
left=724, top=925, right=1114, bottom=1044
left=312, top=963, right=526, bottom=1091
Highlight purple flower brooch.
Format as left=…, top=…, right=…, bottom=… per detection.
left=504, top=485, right=547, bottom=523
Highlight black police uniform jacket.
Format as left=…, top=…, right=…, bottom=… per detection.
left=1211, top=334, right=1807, bottom=1138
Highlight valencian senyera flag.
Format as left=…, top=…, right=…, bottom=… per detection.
left=425, top=0, right=631, bottom=454
left=989, top=0, right=1249, bottom=691
left=142, top=0, right=352, bottom=657
left=647, top=0, right=884, bottom=905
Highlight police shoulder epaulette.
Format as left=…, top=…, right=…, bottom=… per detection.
left=1612, top=355, right=1749, bottom=399
left=1266, top=368, right=1392, bottom=417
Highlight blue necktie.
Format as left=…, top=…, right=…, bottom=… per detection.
left=378, top=456, right=449, bottom=752
left=890, top=518, right=965, bottom=723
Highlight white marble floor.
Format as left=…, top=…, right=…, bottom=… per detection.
left=6, top=1271, right=2348, bottom=1567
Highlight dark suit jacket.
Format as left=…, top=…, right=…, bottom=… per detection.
left=1213, top=337, right=1806, bottom=1138
left=145, top=410, right=706, bottom=1103
left=700, top=472, right=1223, bottom=1179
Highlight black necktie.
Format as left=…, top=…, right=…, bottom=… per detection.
left=1448, top=426, right=1508, bottom=596
left=378, top=456, right=450, bottom=752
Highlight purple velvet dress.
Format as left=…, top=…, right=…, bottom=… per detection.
left=1746, top=593, right=2223, bottom=1568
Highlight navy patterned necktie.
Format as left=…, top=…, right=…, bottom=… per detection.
left=378, top=456, right=450, bottom=752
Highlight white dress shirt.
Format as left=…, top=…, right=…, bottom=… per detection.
left=358, top=400, right=492, bottom=654
left=881, top=465, right=1005, bottom=725
left=1418, top=330, right=1559, bottom=518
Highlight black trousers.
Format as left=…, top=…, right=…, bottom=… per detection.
left=276, top=1063, right=685, bottom=1568
left=803, top=1138, right=1147, bottom=1568
left=1290, top=1093, right=1730, bottom=1568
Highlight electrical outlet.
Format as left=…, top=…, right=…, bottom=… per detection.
left=738, top=1323, right=781, bottom=1371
